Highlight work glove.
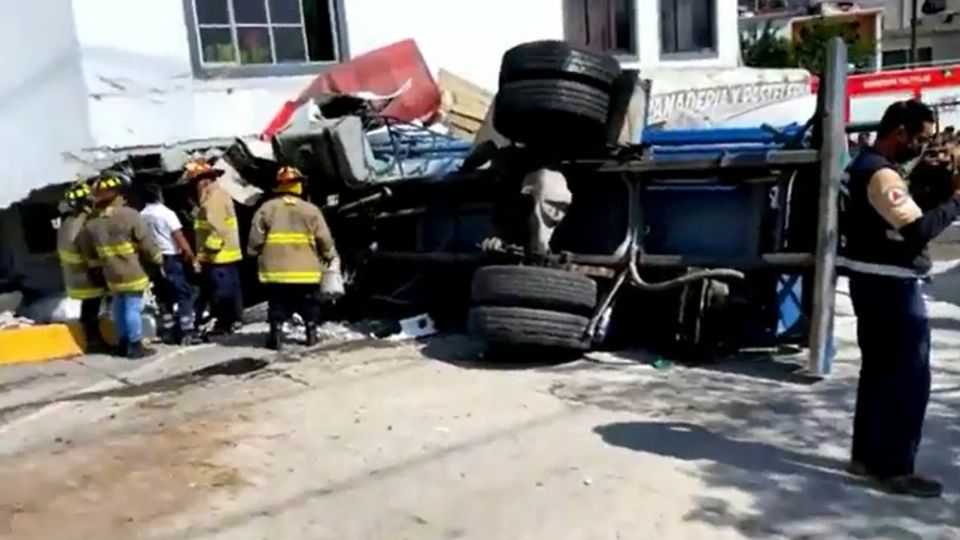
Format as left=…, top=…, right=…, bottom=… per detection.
left=320, top=255, right=345, bottom=299
left=480, top=236, right=504, bottom=252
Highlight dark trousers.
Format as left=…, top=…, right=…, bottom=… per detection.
left=155, top=255, right=194, bottom=336
left=196, top=263, right=243, bottom=330
left=849, top=274, right=931, bottom=477
left=80, top=297, right=103, bottom=344
left=266, top=284, right=321, bottom=326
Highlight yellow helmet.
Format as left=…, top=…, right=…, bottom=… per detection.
left=91, top=174, right=126, bottom=204
left=63, top=181, right=93, bottom=210
left=92, top=175, right=123, bottom=192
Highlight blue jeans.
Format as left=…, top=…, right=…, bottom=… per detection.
left=849, top=274, right=931, bottom=477
left=157, top=255, right=194, bottom=336
left=112, top=292, right=145, bottom=344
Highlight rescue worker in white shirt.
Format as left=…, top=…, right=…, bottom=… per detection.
left=56, top=180, right=108, bottom=353
left=183, top=159, right=244, bottom=336
left=839, top=100, right=960, bottom=498
left=140, top=183, right=198, bottom=345
left=247, top=166, right=338, bottom=350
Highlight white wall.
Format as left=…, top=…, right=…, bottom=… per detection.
left=344, top=0, right=742, bottom=90
left=343, top=0, right=564, bottom=92
left=635, top=0, right=742, bottom=70
left=0, top=0, right=93, bottom=208
left=71, top=0, right=317, bottom=149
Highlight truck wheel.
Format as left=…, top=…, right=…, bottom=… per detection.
left=471, top=266, right=597, bottom=315
left=468, top=306, right=590, bottom=351
left=493, top=79, right=610, bottom=148
left=499, top=41, right=622, bottom=91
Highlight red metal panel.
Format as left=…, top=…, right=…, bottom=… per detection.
left=261, top=39, right=440, bottom=139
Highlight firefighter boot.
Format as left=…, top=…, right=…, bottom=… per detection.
left=305, top=323, right=318, bottom=347
left=266, top=322, right=284, bottom=351
left=178, top=330, right=200, bottom=346
left=126, top=341, right=156, bottom=360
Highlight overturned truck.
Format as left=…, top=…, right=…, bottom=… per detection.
left=266, top=38, right=848, bottom=377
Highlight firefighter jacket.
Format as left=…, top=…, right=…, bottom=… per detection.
left=57, top=213, right=105, bottom=300
left=195, top=183, right=242, bottom=265
left=247, top=195, right=337, bottom=284
left=77, top=205, right=163, bottom=293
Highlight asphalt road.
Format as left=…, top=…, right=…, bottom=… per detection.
left=1, top=276, right=958, bottom=539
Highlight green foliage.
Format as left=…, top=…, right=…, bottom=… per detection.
left=741, top=18, right=876, bottom=74
left=740, top=22, right=794, bottom=68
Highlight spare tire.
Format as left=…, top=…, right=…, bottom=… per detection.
left=468, top=306, right=590, bottom=351
left=493, top=79, right=610, bottom=148
left=500, top=41, right=622, bottom=91
left=472, top=266, right=597, bottom=315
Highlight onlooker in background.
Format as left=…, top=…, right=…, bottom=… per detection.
left=78, top=174, right=164, bottom=359
left=140, top=183, right=198, bottom=344
left=183, top=159, right=244, bottom=336
left=56, top=180, right=108, bottom=353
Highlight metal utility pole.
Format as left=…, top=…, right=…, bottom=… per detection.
left=910, top=0, right=919, bottom=66
left=808, top=37, right=847, bottom=379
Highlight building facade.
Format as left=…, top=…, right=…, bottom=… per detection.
left=873, top=0, right=960, bottom=68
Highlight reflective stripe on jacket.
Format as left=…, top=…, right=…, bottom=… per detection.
left=247, top=195, right=337, bottom=284
left=56, top=213, right=105, bottom=300
left=194, top=183, right=242, bottom=265
left=77, top=206, right=162, bottom=293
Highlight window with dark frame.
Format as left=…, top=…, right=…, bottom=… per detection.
left=660, top=0, right=716, bottom=57
left=192, top=0, right=340, bottom=69
left=882, top=47, right=933, bottom=69
left=563, top=0, right=637, bottom=56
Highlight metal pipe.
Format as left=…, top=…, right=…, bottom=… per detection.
left=335, top=188, right=392, bottom=214
left=910, top=0, right=919, bottom=67
left=369, top=251, right=520, bottom=264
left=585, top=269, right=629, bottom=340
left=807, top=37, right=848, bottom=378
left=564, top=252, right=815, bottom=269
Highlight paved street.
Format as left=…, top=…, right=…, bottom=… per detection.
left=1, top=273, right=958, bottom=539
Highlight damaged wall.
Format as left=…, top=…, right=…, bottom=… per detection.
left=72, top=0, right=317, bottom=149
left=0, top=0, right=94, bottom=208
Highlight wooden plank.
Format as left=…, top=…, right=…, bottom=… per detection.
left=438, top=69, right=493, bottom=124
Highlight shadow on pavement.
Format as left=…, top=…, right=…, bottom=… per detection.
left=577, top=377, right=960, bottom=538
left=420, top=335, right=583, bottom=371
left=924, top=262, right=960, bottom=307
left=595, top=421, right=848, bottom=483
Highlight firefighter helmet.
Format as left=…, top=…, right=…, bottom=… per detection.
left=63, top=180, right=93, bottom=211
left=184, top=159, right=224, bottom=182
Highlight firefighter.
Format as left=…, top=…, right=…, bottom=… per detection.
left=56, top=180, right=108, bottom=353
left=247, top=166, right=338, bottom=350
left=184, top=159, right=244, bottom=336
left=839, top=99, right=960, bottom=498
left=77, top=174, right=164, bottom=359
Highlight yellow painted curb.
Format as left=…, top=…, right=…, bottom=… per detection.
left=0, top=324, right=84, bottom=365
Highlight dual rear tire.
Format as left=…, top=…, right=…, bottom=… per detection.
left=468, top=266, right=598, bottom=353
